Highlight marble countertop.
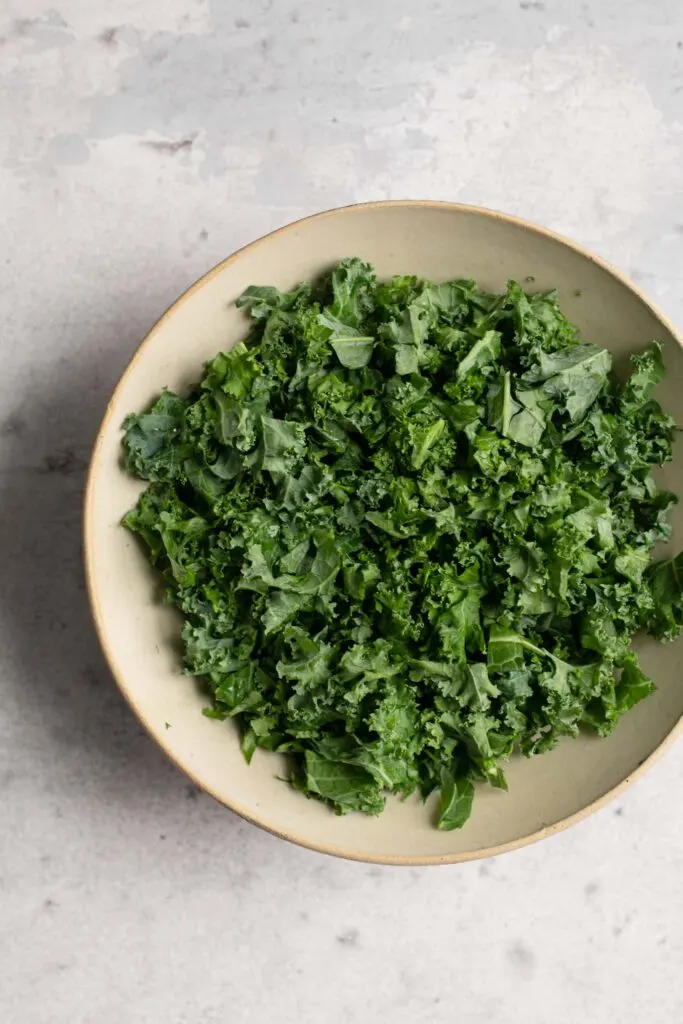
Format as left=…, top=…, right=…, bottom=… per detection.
left=2, top=2, right=683, bottom=1021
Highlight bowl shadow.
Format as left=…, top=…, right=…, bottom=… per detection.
left=0, top=288, right=208, bottom=813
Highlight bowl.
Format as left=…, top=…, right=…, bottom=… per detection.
left=84, top=200, right=683, bottom=864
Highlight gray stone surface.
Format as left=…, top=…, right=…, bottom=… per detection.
left=1, top=2, right=683, bottom=1021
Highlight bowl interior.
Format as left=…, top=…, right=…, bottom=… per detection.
left=85, top=202, right=683, bottom=863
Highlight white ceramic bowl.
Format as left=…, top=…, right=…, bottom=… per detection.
left=84, top=201, right=683, bottom=864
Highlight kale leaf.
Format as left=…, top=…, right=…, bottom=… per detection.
left=122, top=260, right=681, bottom=829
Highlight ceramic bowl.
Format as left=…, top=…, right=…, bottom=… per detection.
left=84, top=201, right=683, bottom=864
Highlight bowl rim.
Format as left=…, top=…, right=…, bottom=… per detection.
left=83, top=198, right=683, bottom=865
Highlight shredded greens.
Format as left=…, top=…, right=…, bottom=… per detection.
left=121, top=259, right=683, bottom=829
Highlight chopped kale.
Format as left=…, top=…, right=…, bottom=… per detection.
left=121, top=259, right=682, bottom=829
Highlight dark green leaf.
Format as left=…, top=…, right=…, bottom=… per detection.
left=437, top=769, right=475, bottom=831
left=304, top=751, right=385, bottom=815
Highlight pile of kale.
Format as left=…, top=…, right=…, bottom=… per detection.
left=122, top=259, right=683, bottom=829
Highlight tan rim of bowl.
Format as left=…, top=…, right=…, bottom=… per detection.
left=83, top=200, right=683, bottom=865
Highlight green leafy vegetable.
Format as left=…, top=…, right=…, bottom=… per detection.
left=121, top=259, right=682, bottom=830
left=437, top=770, right=475, bottom=831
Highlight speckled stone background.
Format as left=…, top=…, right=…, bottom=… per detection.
left=2, top=2, right=683, bottom=1022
